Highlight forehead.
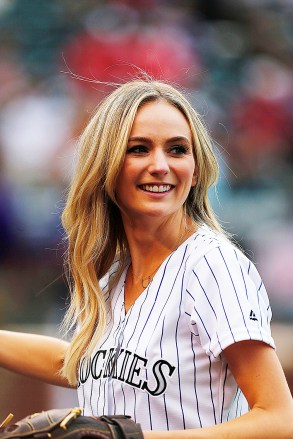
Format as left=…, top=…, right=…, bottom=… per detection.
left=130, top=100, right=192, bottom=140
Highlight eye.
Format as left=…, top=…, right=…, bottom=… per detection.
left=126, top=145, right=148, bottom=154
left=169, top=145, right=189, bottom=155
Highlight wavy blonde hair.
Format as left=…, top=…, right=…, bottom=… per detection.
left=61, top=79, right=223, bottom=385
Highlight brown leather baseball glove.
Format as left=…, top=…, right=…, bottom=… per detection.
left=0, top=408, right=143, bottom=439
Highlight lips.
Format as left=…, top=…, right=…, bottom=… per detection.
left=139, top=184, right=173, bottom=193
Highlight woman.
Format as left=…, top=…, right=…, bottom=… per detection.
left=0, top=79, right=292, bottom=438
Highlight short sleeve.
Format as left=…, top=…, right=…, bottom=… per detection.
left=185, top=243, right=275, bottom=358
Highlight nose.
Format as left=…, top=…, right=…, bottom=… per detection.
left=148, top=148, right=170, bottom=175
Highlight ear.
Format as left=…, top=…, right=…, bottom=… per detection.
left=191, top=165, right=198, bottom=187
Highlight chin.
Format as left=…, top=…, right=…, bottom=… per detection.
left=141, top=208, right=180, bottom=219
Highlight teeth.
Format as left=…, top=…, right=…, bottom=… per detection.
left=142, top=185, right=171, bottom=193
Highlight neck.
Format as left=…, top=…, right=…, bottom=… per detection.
left=123, top=213, right=197, bottom=282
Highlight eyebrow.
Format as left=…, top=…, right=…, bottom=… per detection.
left=128, top=136, right=191, bottom=143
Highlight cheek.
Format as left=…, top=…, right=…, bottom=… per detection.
left=116, top=162, right=131, bottom=186
left=115, top=162, right=138, bottom=198
left=180, top=162, right=196, bottom=186
left=191, top=167, right=197, bottom=186
left=118, top=160, right=139, bottom=181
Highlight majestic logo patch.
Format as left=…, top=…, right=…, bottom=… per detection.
left=249, top=310, right=258, bottom=321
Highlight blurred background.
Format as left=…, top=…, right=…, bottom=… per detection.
left=0, top=0, right=292, bottom=420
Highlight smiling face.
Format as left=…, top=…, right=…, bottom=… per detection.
left=115, top=99, right=197, bottom=224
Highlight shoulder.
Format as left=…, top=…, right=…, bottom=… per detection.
left=184, top=224, right=263, bottom=294
left=185, top=224, right=246, bottom=268
left=184, top=226, right=274, bottom=356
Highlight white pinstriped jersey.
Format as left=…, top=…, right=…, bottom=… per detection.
left=77, top=225, right=275, bottom=431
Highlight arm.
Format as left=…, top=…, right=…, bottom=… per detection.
left=0, top=330, right=72, bottom=388
left=144, top=341, right=293, bottom=438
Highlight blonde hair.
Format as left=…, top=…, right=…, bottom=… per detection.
left=61, top=79, right=222, bottom=385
